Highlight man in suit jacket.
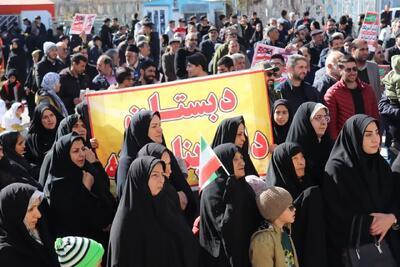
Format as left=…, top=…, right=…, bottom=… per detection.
left=351, top=39, right=381, bottom=101
left=385, top=32, right=400, bottom=64
left=161, top=38, right=181, bottom=82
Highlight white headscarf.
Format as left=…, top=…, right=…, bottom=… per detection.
left=1, top=102, right=23, bottom=131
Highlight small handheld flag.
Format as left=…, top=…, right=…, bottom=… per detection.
left=198, top=136, right=229, bottom=191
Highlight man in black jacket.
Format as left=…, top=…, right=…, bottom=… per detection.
left=35, top=41, right=65, bottom=88
left=100, top=18, right=113, bottom=51
left=142, top=21, right=160, bottom=68
left=59, top=54, right=88, bottom=114
left=276, top=54, right=320, bottom=113
left=199, top=26, right=222, bottom=63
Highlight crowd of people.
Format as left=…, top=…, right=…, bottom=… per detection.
left=0, top=6, right=400, bottom=267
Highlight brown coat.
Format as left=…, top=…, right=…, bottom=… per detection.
left=249, top=223, right=299, bottom=267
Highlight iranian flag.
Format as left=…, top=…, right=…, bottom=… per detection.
left=199, top=136, right=228, bottom=191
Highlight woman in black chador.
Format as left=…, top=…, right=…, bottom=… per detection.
left=211, top=116, right=258, bottom=176
left=138, top=142, right=197, bottom=224
left=199, top=143, right=261, bottom=267
left=322, top=114, right=400, bottom=266
left=25, top=103, right=63, bottom=175
left=269, top=142, right=327, bottom=267
left=271, top=99, right=292, bottom=145
left=107, top=156, right=199, bottom=267
left=44, top=133, right=115, bottom=247
left=286, top=102, right=332, bottom=182
left=0, top=183, right=60, bottom=267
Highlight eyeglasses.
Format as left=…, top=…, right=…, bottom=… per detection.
left=228, top=33, right=238, bottom=37
left=189, top=38, right=198, bottom=41
left=342, top=67, right=358, bottom=73
left=288, top=205, right=296, bottom=212
left=313, top=115, right=331, bottom=123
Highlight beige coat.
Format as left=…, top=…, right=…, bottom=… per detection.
left=249, top=223, right=299, bottom=267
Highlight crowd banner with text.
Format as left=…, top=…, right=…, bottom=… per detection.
left=252, top=43, right=294, bottom=67
left=70, top=13, right=97, bottom=35
left=86, top=70, right=273, bottom=186
left=358, top=11, right=379, bottom=52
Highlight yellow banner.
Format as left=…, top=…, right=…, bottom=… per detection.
left=87, top=70, right=273, bottom=186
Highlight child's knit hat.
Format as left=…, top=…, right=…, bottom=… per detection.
left=256, top=186, right=293, bottom=222
left=54, top=236, right=104, bottom=267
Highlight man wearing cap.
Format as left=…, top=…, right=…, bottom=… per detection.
left=123, top=44, right=140, bottom=79
left=304, top=29, right=326, bottom=66
left=200, top=26, right=223, bottom=63
left=99, top=18, right=113, bottom=50
left=162, top=38, right=180, bottom=82
left=197, top=16, right=210, bottom=38
left=175, top=32, right=201, bottom=79
left=255, top=26, right=284, bottom=48
left=34, top=41, right=65, bottom=88
left=385, top=31, right=400, bottom=64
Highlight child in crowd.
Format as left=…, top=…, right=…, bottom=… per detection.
left=382, top=55, right=400, bottom=153
left=249, top=186, right=299, bottom=267
left=54, top=236, right=104, bottom=267
left=0, top=69, right=24, bottom=109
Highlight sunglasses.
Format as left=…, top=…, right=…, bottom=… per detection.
left=343, top=67, right=358, bottom=73
left=288, top=205, right=296, bottom=212
left=189, top=38, right=198, bottom=41
left=266, top=72, right=278, bottom=77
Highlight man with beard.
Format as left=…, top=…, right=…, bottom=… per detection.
left=276, top=54, right=319, bottom=113
left=35, top=41, right=65, bottom=87
left=324, top=55, right=379, bottom=139
left=323, top=19, right=337, bottom=45
left=59, top=53, right=88, bottom=114
left=175, top=32, right=200, bottom=79
left=136, top=60, right=157, bottom=85
left=351, top=39, right=380, bottom=100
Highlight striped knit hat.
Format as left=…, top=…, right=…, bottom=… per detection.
left=54, top=236, right=104, bottom=267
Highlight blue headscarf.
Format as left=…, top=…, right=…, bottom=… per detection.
left=40, top=72, right=68, bottom=117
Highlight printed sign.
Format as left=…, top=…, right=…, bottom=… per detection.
left=86, top=70, right=274, bottom=186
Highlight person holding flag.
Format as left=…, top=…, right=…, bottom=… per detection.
left=199, top=141, right=262, bottom=267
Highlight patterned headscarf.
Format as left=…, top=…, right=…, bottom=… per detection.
left=41, top=72, right=68, bottom=117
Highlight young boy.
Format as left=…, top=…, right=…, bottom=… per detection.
left=249, top=186, right=299, bottom=267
